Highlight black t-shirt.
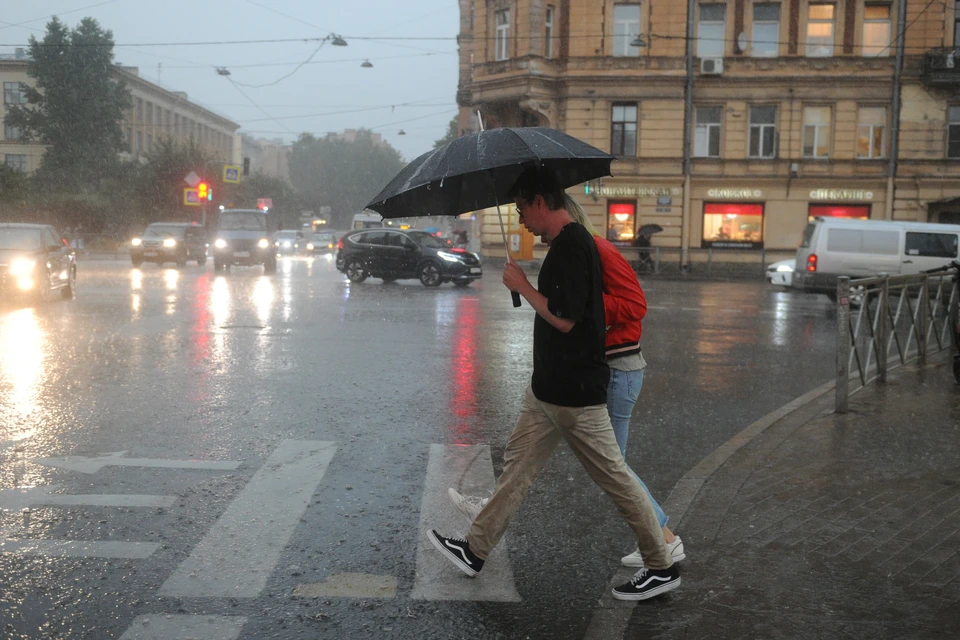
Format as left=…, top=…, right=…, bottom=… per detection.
left=531, top=222, right=609, bottom=407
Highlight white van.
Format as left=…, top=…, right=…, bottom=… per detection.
left=792, top=217, right=960, bottom=298
left=351, top=212, right=384, bottom=230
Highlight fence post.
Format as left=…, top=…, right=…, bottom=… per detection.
left=918, top=275, right=928, bottom=366
left=761, top=248, right=766, bottom=277
left=654, top=247, right=660, bottom=274
left=877, top=275, right=889, bottom=383
left=951, top=275, right=960, bottom=353
left=836, top=276, right=851, bottom=414
left=707, top=249, right=713, bottom=275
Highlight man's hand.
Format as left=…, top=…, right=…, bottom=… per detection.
left=503, top=261, right=533, bottom=297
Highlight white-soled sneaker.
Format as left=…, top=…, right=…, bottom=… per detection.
left=621, top=536, right=686, bottom=568
left=447, top=488, right=489, bottom=522
left=612, top=566, right=681, bottom=601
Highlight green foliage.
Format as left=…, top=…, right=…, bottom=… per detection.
left=139, top=138, right=218, bottom=222
left=288, top=129, right=405, bottom=228
left=434, top=116, right=459, bottom=149
left=4, top=17, right=132, bottom=194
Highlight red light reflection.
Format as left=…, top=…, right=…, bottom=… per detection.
left=448, top=295, right=480, bottom=442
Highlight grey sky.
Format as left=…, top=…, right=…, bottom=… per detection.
left=0, top=0, right=460, bottom=161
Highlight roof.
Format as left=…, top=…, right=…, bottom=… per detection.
left=146, top=221, right=201, bottom=227
left=0, top=223, right=48, bottom=229
left=811, top=217, right=960, bottom=232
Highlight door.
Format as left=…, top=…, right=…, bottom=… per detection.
left=380, top=232, right=409, bottom=275
left=903, top=231, right=960, bottom=274
left=396, top=233, right=421, bottom=275
left=355, top=231, right=388, bottom=272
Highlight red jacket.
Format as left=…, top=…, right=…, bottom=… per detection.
left=593, top=235, right=646, bottom=359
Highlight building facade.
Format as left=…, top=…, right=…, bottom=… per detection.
left=456, top=0, right=960, bottom=261
left=1, top=58, right=239, bottom=175
left=239, top=134, right=291, bottom=182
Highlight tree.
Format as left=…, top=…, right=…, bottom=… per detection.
left=434, top=116, right=459, bottom=149
left=4, top=17, right=131, bottom=194
left=288, top=130, right=405, bottom=228
left=138, top=138, right=218, bottom=223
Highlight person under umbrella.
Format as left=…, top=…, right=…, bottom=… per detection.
left=426, top=167, right=680, bottom=602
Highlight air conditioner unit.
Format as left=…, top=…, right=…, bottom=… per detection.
left=700, top=57, right=724, bottom=75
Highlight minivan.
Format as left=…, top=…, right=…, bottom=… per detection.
left=792, top=217, right=960, bottom=299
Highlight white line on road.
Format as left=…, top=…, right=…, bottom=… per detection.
left=0, top=540, right=159, bottom=559
left=159, top=440, right=337, bottom=598
left=412, top=444, right=521, bottom=602
left=31, top=451, right=241, bottom=474
left=0, top=485, right=175, bottom=510
left=119, top=615, right=247, bottom=640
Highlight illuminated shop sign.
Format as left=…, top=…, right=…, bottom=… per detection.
left=808, top=189, right=874, bottom=201
left=586, top=185, right=675, bottom=197
left=706, top=188, right=763, bottom=199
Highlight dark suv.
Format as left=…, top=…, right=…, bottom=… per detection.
left=212, top=209, right=277, bottom=272
left=131, top=222, right=207, bottom=267
left=336, top=228, right=482, bottom=287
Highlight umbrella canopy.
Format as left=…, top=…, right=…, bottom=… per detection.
left=366, top=127, right=614, bottom=219
left=637, top=223, right=665, bottom=236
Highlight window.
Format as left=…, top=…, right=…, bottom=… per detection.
left=697, top=3, right=726, bottom=58
left=955, top=3, right=960, bottom=47
left=905, top=232, right=959, bottom=258
left=752, top=3, right=780, bottom=57
left=156, top=107, right=163, bottom=127
left=694, top=106, right=723, bottom=157
left=826, top=228, right=898, bottom=254
left=863, top=4, right=891, bottom=56
left=4, top=154, right=27, bottom=172
left=146, top=103, right=153, bottom=125
left=136, top=131, right=143, bottom=153
left=808, top=205, right=870, bottom=220
left=356, top=231, right=387, bottom=245
left=802, top=106, right=831, bottom=158
left=3, top=82, right=28, bottom=104
left=146, top=134, right=153, bottom=153
left=857, top=107, right=886, bottom=158
left=613, top=4, right=642, bottom=57
left=126, top=128, right=133, bottom=152
left=806, top=3, right=835, bottom=57
left=949, top=107, right=960, bottom=159
left=495, top=9, right=510, bottom=61
left=4, top=124, right=21, bottom=141
left=545, top=5, right=555, bottom=58
left=136, top=98, right=143, bottom=121
left=748, top=106, right=777, bottom=158
left=611, top=104, right=638, bottom=156
left=702, top=203, right=765, bottom=249
left=607, top=201, right=636, bottom=244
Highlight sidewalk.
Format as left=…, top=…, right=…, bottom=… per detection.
left=622, top=358, right=960, bottom=639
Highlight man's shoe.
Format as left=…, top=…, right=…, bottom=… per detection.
left=427, top=530, right=485, bottom=577
left=621, top=536, right=686, bottom=568
left=612, top=566, right=681, bottom=601
left=447, top=488, right=489, bottom=522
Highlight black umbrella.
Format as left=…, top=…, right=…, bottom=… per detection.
left=637, top=223, right=664, bottom=237
left=365, top=127, right=614, bottom=219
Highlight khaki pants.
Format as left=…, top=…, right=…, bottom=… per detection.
left=467, top=385, right=670, bottom=570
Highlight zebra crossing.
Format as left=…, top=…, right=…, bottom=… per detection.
left=0, top=439, right=524, bottom=639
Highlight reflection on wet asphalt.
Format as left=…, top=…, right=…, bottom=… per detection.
left=0, top=257, right=838, bottom=639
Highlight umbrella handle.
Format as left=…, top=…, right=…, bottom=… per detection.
left=512, top=291, right=521, bottom=308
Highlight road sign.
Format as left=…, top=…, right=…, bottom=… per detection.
left=184, top=171, right=201, bottom=187
left=184, top=188, right=201, bottom=206
left=223, top=165, right=241, bottom=184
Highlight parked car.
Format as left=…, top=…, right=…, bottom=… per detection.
left=212, top=209, right=277, bottom=273
left=336, top=228, right=482, bottom=287
left=306, top=231, right=337, bottom=254
left=765, top=258, right=795, bottom=287
left=792, top=217, right=960, bottom=300
left=0, top=223, right=76, bottom=302
left=130, top=222, right=207, bottom=267
left=273, top=229, right=305, bottom=256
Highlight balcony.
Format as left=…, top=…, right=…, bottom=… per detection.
left=922, top=48, right=960, bottom=85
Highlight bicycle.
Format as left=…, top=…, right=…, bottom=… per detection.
left=922, top=260, right=960, bottom=384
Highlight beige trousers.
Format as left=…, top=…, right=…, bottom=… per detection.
left=467, top=385, right=670, bottom=570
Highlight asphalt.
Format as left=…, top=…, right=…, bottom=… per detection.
left=598, top=355, right=960, bottom=639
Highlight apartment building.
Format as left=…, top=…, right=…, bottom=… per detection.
left=456, top=0, right=960, bottom=261
left=1, top=57, right=239, bottom=174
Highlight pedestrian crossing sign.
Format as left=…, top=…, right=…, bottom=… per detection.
left=223, top=165, right=242, bottom=184
left=184, top=188, right=201, bottom=206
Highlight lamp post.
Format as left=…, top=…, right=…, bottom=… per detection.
left=681, top=0, right=695, bottom=271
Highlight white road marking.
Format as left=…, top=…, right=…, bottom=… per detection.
left=31, top=451, right=241, bottom=474
left=119, top=615, right=247, bottom=640
left=0, top=540, right=159, bottom=559
left=412, top=444, right=521, bottom=602
left=159, top=440, right=337, bottom=598
left=293, top=573, right=398, bottom=599
left=0, top=485, right=174, bottom=510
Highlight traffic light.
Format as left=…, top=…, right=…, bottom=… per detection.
left=197, top=182, right=212, bottom=201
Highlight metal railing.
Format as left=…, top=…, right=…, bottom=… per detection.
left=617, top=246, right=795, bottom=279
left=836, top=270, right=959, bottom=413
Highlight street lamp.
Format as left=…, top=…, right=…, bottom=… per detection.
left=330, top=34, right=348, bottom=47
left=630, top=35, right=647, bottom=48
left=361, top=60, right=373, bottom=68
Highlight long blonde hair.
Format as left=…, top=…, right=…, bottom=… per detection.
left=564, top=194, right=599, bottom=237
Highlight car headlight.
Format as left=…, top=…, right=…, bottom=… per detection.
left=437, top=251, right=462, bottom=263
left=214, top=239, right=228, bottom=249
left=776, top=265, right=794, bottom=273
left=328, top=243, right=334, bottom=249
left=306, top=243, right=315, bottom=251
left=163, top=238, right=177, bottom=248
left=9, top=257, right=36, bottom=276
left=282, top=241, right=292, bottom=248
left=258, top=238, right=270, bottom=249
left=131, top=238, right=142, bottom=247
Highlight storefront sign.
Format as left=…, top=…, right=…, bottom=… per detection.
left=589, top=186, right=675, bottom=197
left=706, top=188, right=763, bottom=199
left=808, top=189, right=873, bottom=201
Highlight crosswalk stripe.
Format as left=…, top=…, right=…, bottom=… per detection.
left=119, top=615, right=247, bottom=640
left=0, top=540, right=159, bottom=559
left=412, top=444, right=521, bottom=602
left=159, top=440, right=337, bottom=598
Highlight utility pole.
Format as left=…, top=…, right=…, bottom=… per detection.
left=680, top=0, right=696, bottom=270
left=886, top=0, right=908, bottom=220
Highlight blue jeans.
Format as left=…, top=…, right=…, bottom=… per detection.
left=607, top=368, right=668, bottom=528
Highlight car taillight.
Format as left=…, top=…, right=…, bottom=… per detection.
left=337, top=238, right=344, bottom=250
left=806, top=254, right=817, bottom=272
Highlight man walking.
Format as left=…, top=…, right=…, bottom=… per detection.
left=426, top=167, right=680, bottom=601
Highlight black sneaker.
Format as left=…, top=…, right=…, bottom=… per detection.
left=427, top=530, right=484, bottom=577
left=612, top=565, right=681, bottom=601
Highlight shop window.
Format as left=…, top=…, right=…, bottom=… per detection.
left=905, top=232, right=959, bottom=258
left=808, top=204, right=870, bottom=221
left=606, top=201, right=636, bottom=244
left=806, top=3, right=835, bottom=57
left=752, top=3, right=780, bottom=57
left=702, top=202, right=764, bottom=249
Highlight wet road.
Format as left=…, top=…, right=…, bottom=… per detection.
left=0, top=256, right=838, bottom=639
